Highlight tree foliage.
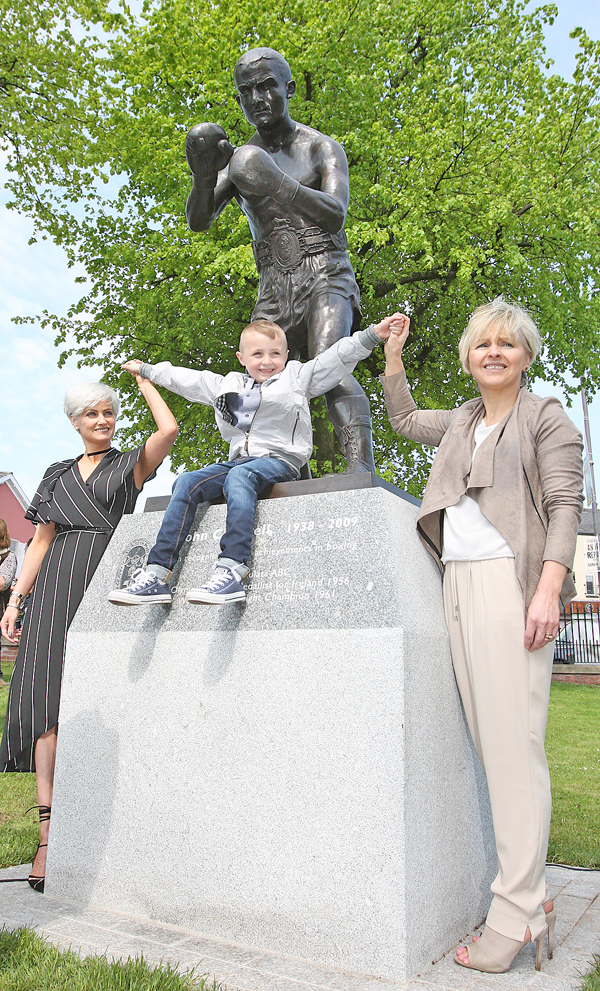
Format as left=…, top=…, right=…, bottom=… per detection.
left=0, top=0, right=119, bottom=229
left=5, top=0, right=600, bottom=494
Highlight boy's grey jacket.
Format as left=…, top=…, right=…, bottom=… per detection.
left=381, top=370, right=584, bottom=613
left=142, top=332, right=375, bottom=470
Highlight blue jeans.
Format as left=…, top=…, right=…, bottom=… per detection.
left=147, top=457, right=299, bottom=572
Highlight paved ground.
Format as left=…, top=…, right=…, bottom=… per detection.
left=0, top=863, right=598, bottom=991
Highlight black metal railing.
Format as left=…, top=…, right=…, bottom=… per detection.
left=556, top=602, right=600, bottom=664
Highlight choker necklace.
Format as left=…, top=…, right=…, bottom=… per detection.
left=85, top=447, right=112, bottom=458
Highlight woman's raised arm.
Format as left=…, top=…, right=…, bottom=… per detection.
left=379, top=314, right=453, bottom=447
left=124, top=368, right=179, bottom=490
left=382, top=313, right=410, bottom=376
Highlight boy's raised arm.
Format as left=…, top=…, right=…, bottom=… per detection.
left=123, top=359, right=225, bottom=407
left=298, top=315, right=406, bottom=400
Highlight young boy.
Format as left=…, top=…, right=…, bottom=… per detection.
left=109, top=317, right=392, bottom=606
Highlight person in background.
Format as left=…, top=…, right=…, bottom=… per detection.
left=0, top=373, right=178, bottom=892
left=379, top=299, right=583, bottom=974
left=0, top=520, right=17, bottom=685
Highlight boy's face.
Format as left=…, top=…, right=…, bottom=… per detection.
left=237, top=330, right=288, bottom=382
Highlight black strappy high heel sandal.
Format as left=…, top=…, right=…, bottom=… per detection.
left=25, top=805, right=51, bottom=893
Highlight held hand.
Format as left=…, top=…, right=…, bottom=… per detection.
left=122, top=360, right=143, bottom=376
left=372, top=312, right=409, bottom=341
left=390, top=313, right=410, bottom=341
left=185, top=123, right=235, bottom=180
left=122, top=360, right=147, bottom=389
left=382, top=313, right=410, bottom=376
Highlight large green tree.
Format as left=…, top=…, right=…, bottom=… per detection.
left=6, top=0, right=600, bottom=493
left=0, top=0, right=119, bottom=232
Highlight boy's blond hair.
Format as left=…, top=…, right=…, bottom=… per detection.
left=238, top=320, right=287, bottom=350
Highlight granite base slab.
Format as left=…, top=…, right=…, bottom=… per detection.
left=45, top=485, right=496, bottom=982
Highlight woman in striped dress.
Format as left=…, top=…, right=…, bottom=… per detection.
left=0, top=371, right=177, bottom=891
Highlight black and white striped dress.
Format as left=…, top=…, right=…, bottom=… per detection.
left=0, top=447, right=148, bottom=772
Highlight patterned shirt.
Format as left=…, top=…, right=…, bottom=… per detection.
left=226, top=379, right=262, bottom=433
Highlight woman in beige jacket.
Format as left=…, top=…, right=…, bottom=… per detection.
left=379, top=298, right=583, bottom=974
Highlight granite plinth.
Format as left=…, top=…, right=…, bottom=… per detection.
left=142, top=470, right=419, bottom=513
left=46, top=485, right=496, bottom=982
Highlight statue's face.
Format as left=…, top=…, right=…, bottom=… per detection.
left=234, top=59, right=295, bottom=129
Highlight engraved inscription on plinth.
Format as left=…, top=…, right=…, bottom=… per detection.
left=102, top=488, right=409, bottom=633
left=178, top=510, right=361, bottom=606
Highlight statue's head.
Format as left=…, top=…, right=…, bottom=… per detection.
left=234, top=48, right=296, bottom=129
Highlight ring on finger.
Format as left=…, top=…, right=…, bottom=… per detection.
left=544, top=633, right=554, bottom=641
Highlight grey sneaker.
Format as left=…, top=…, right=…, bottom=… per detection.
left=187, top=565, right=246, bottom=604
left=108, top=568, right=172, bottom=605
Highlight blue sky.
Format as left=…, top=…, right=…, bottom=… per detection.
left=1, top=1, right=599, bottom=507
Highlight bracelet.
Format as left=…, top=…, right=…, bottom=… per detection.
left=6, top=603, right=20, bottom=610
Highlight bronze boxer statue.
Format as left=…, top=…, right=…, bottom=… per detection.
left=185, top=47, right=375, bottom=473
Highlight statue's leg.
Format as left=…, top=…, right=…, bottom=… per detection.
left=307, top=294, right=376, bottom=474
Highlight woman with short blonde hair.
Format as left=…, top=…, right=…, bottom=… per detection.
left=458, top=297, right=541, bottom=378
left=0, top=371, right=178, bottom=892
left=379, top=298, right=582, bottom=974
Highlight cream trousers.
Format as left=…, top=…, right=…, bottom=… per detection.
left=443, top=558, right=554, bottom=942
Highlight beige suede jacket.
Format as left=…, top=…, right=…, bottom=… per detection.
left=381, top=371, right=584, bottom=612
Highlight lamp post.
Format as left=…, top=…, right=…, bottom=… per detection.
left=581, top=385, right=600, bottom=598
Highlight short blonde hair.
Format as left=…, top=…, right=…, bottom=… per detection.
left=64, top=382, right=120, bottom=420
left=238, top=320, right=287, bottom=350
left=0, top=519, right=10, bottom=552
left=459, top=297, right=541, bottom=375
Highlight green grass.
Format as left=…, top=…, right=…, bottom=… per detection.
left=0, top=659, right=13, bottom=737
left=0, top=663, right=38, bottom=870
left=582, top=957, right=600, bottom=991
left=0, top=773, right=38, bottom=870
left=0, top=927, right=219, bottom=990
left=546, top=682, right=600, bottom=868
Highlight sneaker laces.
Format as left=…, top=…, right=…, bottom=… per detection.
left=127, top=568, right=160, bottom=591
left=202, top=567, right=234, bottom=591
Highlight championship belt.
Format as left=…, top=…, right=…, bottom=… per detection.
left=253, top=219, right=348, bottom=273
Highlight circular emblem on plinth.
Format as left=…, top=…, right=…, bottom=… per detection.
left=272, top=228, right=302, bottom=271
left=118, top=542, right=151, bottom=588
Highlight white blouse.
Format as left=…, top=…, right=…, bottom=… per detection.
left=442, top=422, right=514, bottom=564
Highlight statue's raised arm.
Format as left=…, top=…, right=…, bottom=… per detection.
left=185, top=123, right=236, bottom=231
